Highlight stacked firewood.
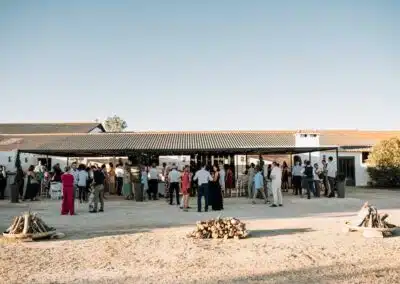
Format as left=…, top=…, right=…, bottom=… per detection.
left=356, top=202, right=397, bottom=229
left=4, top=212, right=56, bottom=236
left=188, top=217, right=249, bottom=240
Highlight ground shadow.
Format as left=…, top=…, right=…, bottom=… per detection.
left=249, top=228, right=314, bottom=238
left=224, top=263, right=400, bottom=284
left=52, top=261, right=400, bottom=284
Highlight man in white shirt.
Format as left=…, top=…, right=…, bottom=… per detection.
left=148, top=163, right=159, bottom=200
left=247, top=163, right=255, bottom=199
left=313, top=163, right=321, bottom=197
left=70, top=162, right=79, bottom=200
left=193, top=164, right=213, bottom=212
left=168, top=164, right=181, bottom=206
left=270, top=162, right=283, bottom=207
left=327, top=156, right=337, bottom=198
left=77, top=165, right=89, bottom=203
left=115, top=164, right=124, bottom=196
left=292, top=161, right=303, bottom=196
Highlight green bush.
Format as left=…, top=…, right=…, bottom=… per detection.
left=367, top=166, right=400, bottom=187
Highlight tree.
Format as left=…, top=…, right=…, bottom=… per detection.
left=367, top=137, right=400, bottom=168
left=367, top=137, right=400, bottom=187
left=103, top=115, right=128, bottom=132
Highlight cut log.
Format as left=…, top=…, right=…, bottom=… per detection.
left=6, top=217, right=18, bottom=233
left=22, top=213, right=31, bottom=235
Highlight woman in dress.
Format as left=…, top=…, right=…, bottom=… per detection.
left=24, top=165, right=39, bottom=201
left=224, top=165, right=234, bottom=197
left=61, top=166, right=75, bottom=215
left=122, top=164, right=133, bottom=200
left=281, top=161, right=289, bottom=192
left=141, top=167, right=149, bottom=201
left=15, top=166, right=25, bottom=200
left=52, top=164, right=63, bottom=181
left=108, top=163, right=116, bottom=195
left=210, top=165, right=223, bottom=211
left=181, top=166, right=191, bottom=211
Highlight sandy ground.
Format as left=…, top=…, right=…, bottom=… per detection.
left=0, top=188, right=399, bottom=284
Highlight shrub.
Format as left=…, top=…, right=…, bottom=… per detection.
left=367, top=137, right=400, bottom=187
left=366, top=167, right=400, bottom=187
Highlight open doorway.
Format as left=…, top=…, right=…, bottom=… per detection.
left=338, top=157, right=356, bottom=186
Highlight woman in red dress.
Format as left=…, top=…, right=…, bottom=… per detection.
left=61, top=166, right=75, bottom=215
left=181, top=166, right=191, bottom=211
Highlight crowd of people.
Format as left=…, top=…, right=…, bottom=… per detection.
left=245, top=155, right=338, bottom=203
left=1, top=154, right=339, bottom=216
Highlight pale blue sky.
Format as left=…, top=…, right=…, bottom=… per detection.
left=0, top=0, right=398, bottom=131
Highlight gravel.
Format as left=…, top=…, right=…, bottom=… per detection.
left=1, top=189, right=399, bottom=284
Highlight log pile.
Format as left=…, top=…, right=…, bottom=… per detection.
left=188, top=217, right=249, bottom=240
left=3, top=212, right=56, bottom=240
left=345, top=202, right=398, bottom=238
left=357, top=202, right=397, bottom=229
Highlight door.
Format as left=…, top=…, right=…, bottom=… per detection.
left=338, top=157, right=356, bottom=186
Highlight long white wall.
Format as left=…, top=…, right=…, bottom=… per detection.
left=0, top=150, right=68, bottom=172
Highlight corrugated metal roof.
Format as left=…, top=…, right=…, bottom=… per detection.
left=0, top=132, right=295, bottom=154
left=0, top=122, right=104, bottom=134
left=1, top=129, right=398, bottom=155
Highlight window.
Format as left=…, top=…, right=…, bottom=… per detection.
left=24, top=158, right=28, bottom=163
left=362, top=152, right=370, bottom=163
left=300, top=134, right=308, bottom=138
left=8, top=157, right=11, bottom=163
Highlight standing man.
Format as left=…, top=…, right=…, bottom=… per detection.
left=115, top=164, right=124, bottom=196
left=90, top=167, right=105, bottom=213
left=270, top=162, right=283, bottom=207
left=313, top=163, right=322, bottom=198
left=77, top=164, right=88, bottom=203
left=292, top=161, right=303, bottom=196
left=327, top=156, right=337, bottom=198
left=193, top=164, right=213, bottom=212
left=303, top=161, right=314, bottom=199
left=252, top=166, right=267, bottom=204
left=148, top=163, right=159, bottom=200
left=70, top=162, right=79, bottom=201
left=247, top=163, right=255, bottom=199
left=321, top=159, right=329, bottom=196
left=168, top=164, right=181, bottom=206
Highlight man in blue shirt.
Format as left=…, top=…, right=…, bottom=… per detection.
left=252, top=166, right=268, bottom=204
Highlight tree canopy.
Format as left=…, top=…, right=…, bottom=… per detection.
left=367, top=137, right=400, bottom=168
left=103, top=115, right=128, bottom=132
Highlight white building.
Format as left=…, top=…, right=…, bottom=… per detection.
left=1, top=128, right=396, bottom=191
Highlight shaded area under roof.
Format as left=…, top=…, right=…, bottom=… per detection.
left=0, top=122, right=105, bottom=134
left=0, top=132, right=338, bottom=156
